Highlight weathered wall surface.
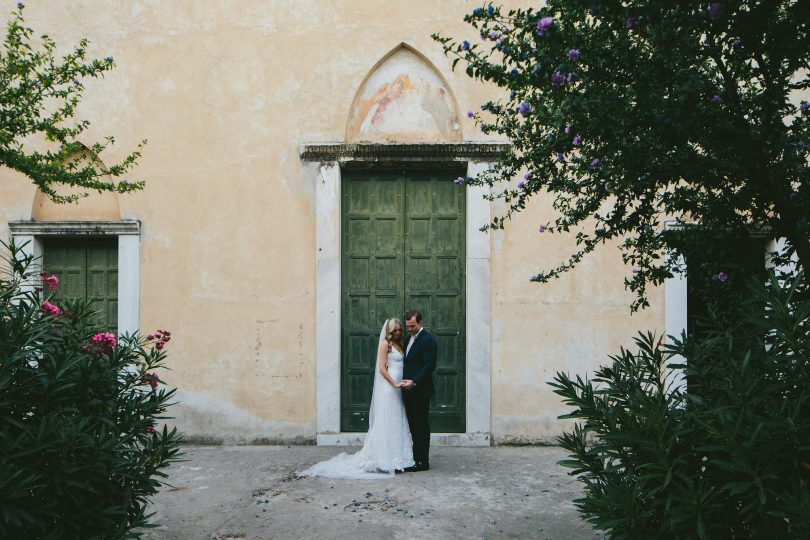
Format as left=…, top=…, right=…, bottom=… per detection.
left=0, top=1, right=665, bottom=444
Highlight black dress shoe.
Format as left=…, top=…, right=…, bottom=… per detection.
left=400, top=465, right=419, bottom=473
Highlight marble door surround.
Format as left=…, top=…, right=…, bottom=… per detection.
left=302, top=142, right=507, bottom=446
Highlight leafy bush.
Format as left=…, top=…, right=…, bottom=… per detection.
left=551, top=272, right=810, bottom=539
left=0, top=241, right=182, bottom=538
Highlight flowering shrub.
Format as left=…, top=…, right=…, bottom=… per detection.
left=0, top=241, right=182, bottom=538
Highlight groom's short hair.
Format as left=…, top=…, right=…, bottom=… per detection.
left=405, top=310, right=422, bottom=323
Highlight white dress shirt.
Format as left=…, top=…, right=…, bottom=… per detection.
left=406, top=328, right=423, bottom=356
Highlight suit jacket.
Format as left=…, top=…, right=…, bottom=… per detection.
left=404, top=329, right=437, bottom=398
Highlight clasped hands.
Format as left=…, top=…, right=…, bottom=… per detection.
left=398, top=379, right=415, bottom=390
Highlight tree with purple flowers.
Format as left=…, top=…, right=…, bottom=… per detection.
left=436, top=3, right=810, bottom=537
left=1, top=4, right=145, bottom=203
left=434, top=1, right=810, bottom=310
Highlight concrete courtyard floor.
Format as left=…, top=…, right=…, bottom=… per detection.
left=139, top=445, right=600, bottom=540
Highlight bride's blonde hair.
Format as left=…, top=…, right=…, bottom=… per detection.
left=385, top=318, right=403, bottom=346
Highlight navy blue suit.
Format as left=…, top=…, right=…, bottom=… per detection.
left=403, top=329, right=437, bottom=467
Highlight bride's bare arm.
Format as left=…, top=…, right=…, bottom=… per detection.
left=377, top=341, right=400, bottom=388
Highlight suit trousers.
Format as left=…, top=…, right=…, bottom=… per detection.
left=403, top=390, right=431, bottom=467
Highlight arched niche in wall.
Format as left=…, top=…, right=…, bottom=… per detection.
left=31, top=146, right=121, bottom=221
left=345, top=43, right=462, bottom=143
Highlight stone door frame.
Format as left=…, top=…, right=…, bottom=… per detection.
left=8, top=220, right=141, bottom=337
left=302, top=143, right=506, bottom=446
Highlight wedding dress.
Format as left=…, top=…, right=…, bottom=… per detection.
left=301, top=321, right=414, bottom=479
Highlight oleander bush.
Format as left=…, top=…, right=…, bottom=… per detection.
left=0, top=241, right=182, bottom=539
left=551, top=272, right=810, bottom=539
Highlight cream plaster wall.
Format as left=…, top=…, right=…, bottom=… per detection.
left=1, top=1, right=666, bottom=444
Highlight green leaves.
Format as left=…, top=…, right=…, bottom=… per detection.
left=549, top=271, right=810, bottom=538
left=0, top=240, right=182, bottom=539
left=436, top=1, right=810, bottom=309
left=0, top=4, right=145, bottom=203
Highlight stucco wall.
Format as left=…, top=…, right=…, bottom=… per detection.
left=0, top=1, right=665, bottom=444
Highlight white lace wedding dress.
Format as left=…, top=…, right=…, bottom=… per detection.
left=301, top=345, right=414, bottom=479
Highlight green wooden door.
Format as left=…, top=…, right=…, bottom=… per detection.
left=341, top=170, right=465, bottom=432
left=43, top=238, right=118, bottom=332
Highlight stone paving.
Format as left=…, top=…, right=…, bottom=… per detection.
left=139, top=445, right=600, bottom=539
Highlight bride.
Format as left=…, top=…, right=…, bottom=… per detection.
left=301, top=318, right=415, bottom=478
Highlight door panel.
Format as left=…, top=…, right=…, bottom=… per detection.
left=341, top=170, right=465, bottom=433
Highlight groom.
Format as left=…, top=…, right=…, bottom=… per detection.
left=400, top=310, right=437, bottom=472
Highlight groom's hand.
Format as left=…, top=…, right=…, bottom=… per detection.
left=401, top=379, right=414, bottom=389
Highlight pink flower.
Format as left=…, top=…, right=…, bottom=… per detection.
left=41, top=300, right=61, bottom=317
left=91, top=332, right=117, bottom=350
left=41, top=274, right=59, bottom=291
left=147, top=426, right=156, bottom=434
left=143, top=372, right=159, bottom=389
left=156, top=341, right=165, bottom=350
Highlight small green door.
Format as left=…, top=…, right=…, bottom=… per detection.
left=43, top=237, right=118, bottom=332
left=341, top=170, right=466, bottom=432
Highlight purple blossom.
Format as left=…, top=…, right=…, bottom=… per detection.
left=800, top=101, right=809, bottom=111
left=17, top=2, right=24, bottom=9
left=105, top=56, right=113, bottom=62
left=517, top=181, right=526, bottom=190
left=572, top=134, right=582, bottom=145
left=708, top=3, right=723, bottom=19
left=489, top=31, right=500, bottom=40
left=550, top=72, right=566, bottom=87
left=589, top=158, right=600, bottom=169
left=733, top=39, right=742, bottom=46
left=564, top=123, right=571, bottom=135
left=467, top=111, right=474, bottom=118
left=518, top=102, right=532, bottom=117
left=567, top=49, right=580, bottom=60
left=530, top=275, right=541, bottom=282
left=454, top=177, right=465, bottom=185
left=538, top=225, right=547, bottom=233
left=626, top=16, right=639, bottom=28
left=536, top=16, right=554, bottom=36
left=524, top=172, right=532, bottom=181
left=556, top=152, right=565, bottom=163
left=711, top=94, right=722, bottom=103
left=632, top=268, right=639, bottom=274
left=690, top=212, right=700, bottom=220
left=566, top=72, right=575, bottom=83
left=460, top=40, right=470, bottom=51
left=714, top=271, right=728, bottom=282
